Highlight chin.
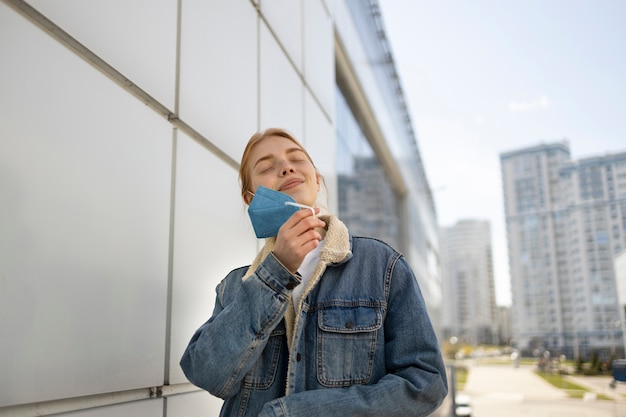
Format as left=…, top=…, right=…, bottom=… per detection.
left=284, top=187, right=315, bottom=206
left=291, top=194, right=314, bottom=206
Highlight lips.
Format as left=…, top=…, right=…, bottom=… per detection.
left=279, top=178, right=303, bottom=191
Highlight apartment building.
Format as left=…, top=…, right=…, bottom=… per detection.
left=439, top=220, right=498, bottom=346
left=501, top=142, right=626, bottom=359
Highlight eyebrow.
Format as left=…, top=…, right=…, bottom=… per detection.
left=253, top=147, right=306, bottom=168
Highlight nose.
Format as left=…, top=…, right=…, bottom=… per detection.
left=278, top=160, right=295, bottom=176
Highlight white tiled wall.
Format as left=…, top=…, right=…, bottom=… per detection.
left=260, top=0, right=303, bottom=72
left=1, top=2, right=171, bottom=405
left=29, top=0, right=178, bottom=111
left=303, top=0, right=334, bottom=117
left=304, top=89, right=337, bottom=214
left=56, top=398, right=164, bottom=417
left=259, top=20, right=305, bottom=137
left=168, top=131, right=258, bottom=386
left=178, top=0, right=259, bottom=161
left=0, top=0, right=335, bottom=415
left=167, top=391, right=223, bottom=417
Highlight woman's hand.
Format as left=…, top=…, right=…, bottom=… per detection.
left=272, top=208, right=326, bottom=273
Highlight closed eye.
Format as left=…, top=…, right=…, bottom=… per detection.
left=259, top=164, right=276, bottom=173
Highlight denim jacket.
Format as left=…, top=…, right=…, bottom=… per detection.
left=180, top=215, right=447, bottom=417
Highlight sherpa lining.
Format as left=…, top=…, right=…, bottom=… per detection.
left=241, top=215, right=351, bottom=349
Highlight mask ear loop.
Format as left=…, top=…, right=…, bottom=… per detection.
left=285, top=201, right=316, bottom=219
left=245, top=190, right=255, bottom=204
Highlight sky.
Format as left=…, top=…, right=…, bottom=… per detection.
left=378, top=0, right=626, bottom=306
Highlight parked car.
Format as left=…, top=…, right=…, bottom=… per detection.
left=455, top=394, right=472, bottom=417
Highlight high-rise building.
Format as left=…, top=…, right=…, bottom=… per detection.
left=439, top=220, right=498, bottom=345
left=501, top=142, right=626, bottom=359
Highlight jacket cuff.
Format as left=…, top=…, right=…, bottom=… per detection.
left=260, top=397, right=286, bottom=417
left=255, top=252, right=301, bottom=295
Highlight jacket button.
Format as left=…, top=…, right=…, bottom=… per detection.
left=345, top=321, right=355, bottom=329
left=296, top=353, right=302, bottom=362
left=286, top=282, right=295, bottom=290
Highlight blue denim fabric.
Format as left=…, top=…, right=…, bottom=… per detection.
left=180, top=235, right=448, bottom=417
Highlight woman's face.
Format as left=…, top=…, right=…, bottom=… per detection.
left=246, top=135, right=319, bottom=207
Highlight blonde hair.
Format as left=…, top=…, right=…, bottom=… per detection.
left=239, top=128, right=325, bottom=204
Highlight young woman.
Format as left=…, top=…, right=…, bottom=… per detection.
left=180, top=128, right=448, bottom=417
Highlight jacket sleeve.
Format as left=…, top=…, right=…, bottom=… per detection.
left=260, top=255, right=448, bottom=417
left=180, top=254, right=300, bottom=399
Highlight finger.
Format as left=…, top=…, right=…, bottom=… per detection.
left=282, top=208, right=320, bottom=232
left=296, top=218, right=325, bottom=236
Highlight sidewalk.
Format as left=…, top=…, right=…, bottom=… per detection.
left=463, top=362, right=565, bottom=401
left=458, top=362, right=624, bottom=417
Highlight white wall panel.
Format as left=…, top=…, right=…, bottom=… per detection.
left=260, top=0, right=302, bottom=72
left=178, top=0, right=258, bottom=161
left=169, top=132, right=258, bottom=385
left=0, top=4, right=172, bottom=406
left=259, top=22, right=304, bottom=138
left=167, top=391, right=222, bottom=417
left=304, top=90, right=337, bottom=215
left=304, top=0, right=334, bottom=117
left=28, top=0, right=178, bottom=110
left=323, top=0, right=338, bottom=19
left=56, top=399, right=163, bottom=417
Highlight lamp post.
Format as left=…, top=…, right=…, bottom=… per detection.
left=574, top=316, right=580, bottom=361
left=613, top=320, right=621, bottom=358
left=621, top=306, right=626, bottom=359
left=610, top=320, right=615, bottom=358
left=449, top=336, right=458, bottom=417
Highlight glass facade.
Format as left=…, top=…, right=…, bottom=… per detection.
left=335, top=87, right=400, bottom=249
left=333, top=0, right=442, bottom=332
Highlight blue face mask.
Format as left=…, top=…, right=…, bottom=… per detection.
left=247, top=186, right=314, bottom=238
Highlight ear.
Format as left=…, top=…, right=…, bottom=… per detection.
left=243, top=189, right=255, bottom=205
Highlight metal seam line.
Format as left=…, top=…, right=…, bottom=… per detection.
left=0, top=384, right=201, bottom=417
left=254, top=4, right=333, bottom=126
left=163, top=0, right=184, bottom=390
left=3, top=0, right=239, bottom=170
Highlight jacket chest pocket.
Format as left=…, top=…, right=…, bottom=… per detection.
left=316, top=305, right=383, bottom=387
left=243, top=326, right=285, bottom=389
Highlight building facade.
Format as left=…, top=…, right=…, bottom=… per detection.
left=501, top=142, right=626, bottom=359
left=0, top=0, right=443, bottom=416
left=439, top=220, right=498, bottom=346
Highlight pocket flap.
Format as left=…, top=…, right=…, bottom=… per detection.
left=318, top=305, right=382, bottom=333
